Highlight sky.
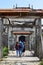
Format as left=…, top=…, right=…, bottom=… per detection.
left=0, top=0, right=43, bottom=9
left=0, top=0, right=43, bottom=24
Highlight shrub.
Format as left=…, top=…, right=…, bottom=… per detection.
left=40, top=61, right=43, bottom=65
left=3, top=47, right=8, bottom=56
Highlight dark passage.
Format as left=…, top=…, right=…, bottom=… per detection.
left=19, top=36, right=25, bottom=42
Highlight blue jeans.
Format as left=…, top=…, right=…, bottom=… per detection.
left=19, top=49, right=22, bottom=56
left=16, top=50, right=22, bottom=57
left=16, top=50, right=20, bottom=56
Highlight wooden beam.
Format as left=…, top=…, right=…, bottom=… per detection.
left=3, top=24, right=33, bottom=28
left=13, top=32, right=32, bottom=35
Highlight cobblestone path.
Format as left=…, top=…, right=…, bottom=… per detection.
left=0, top=51, right=40, bottom=65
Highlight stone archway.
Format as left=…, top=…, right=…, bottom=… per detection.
left=0, top=8, right=43, bottom=59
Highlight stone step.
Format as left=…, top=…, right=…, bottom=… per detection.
left=2, top=57, right=40, bottom=62
left=0, top=61, right=40, bottom=65
left=8, top=50, right=34, bottom=57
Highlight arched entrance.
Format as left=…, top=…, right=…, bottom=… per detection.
left=19, top=36, right=25, bottom=42
left=19, top=35, right=29, bottom=50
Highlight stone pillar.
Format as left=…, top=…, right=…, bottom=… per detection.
left=35, top=18, right=42, bottom=59
left=7, top=27, right=10, bottom=50
left=28, top=35, right=30, bottom=50
left=28, top=35, right=31, bottom=50
left=14, top=35, right=17, bottom=45
left=0, top=18, right=3, bottom=58
left=15, top=35, right=17, bottom=43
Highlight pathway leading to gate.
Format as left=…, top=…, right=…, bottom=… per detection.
left=0, top=50, right=40, bottom=65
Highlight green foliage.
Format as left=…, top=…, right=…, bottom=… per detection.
left=42, top=34, right=43, bottom=36
left=3, top=47, right=8, bottom=56
left=40, top=61, right=43, bottom=65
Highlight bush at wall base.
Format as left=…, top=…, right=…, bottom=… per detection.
left=3, top=47, right=8, bottom=57
left=40, top=61, right=43, bottom=65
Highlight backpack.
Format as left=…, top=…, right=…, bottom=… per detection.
left=22, top=46, right=25, bottom=52
left=19, top=41, right=24, bottom=49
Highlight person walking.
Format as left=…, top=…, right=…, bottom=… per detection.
left=15, top=42, right=20, bottom=57
left=19, top=41, right=25, bottom=56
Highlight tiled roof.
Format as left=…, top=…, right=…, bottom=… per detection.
left=0, top=8, right=43, bottom=13
left=0, top=8, right=43, bottom=17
